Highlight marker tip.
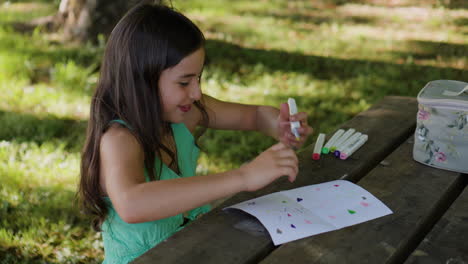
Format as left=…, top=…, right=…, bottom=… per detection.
left=312, top=153, right=320, bottom=160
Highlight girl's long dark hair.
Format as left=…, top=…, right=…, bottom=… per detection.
left=79, top=3, right=209, bottom=231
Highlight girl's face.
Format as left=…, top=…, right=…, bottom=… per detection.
left=159, top=48, right=205, bottom=123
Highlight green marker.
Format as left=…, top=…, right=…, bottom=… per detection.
left=322, top=129, right=344, bottom=154
left=330, top=128, right=355, bottom=152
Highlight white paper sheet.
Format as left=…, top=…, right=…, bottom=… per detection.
left=224, top=180, right=393, bottom=245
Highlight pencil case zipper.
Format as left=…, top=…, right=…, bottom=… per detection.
left=417, top=98, right=468, bottom=111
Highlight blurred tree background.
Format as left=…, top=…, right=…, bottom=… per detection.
left=0, top=0, right=467, bottom=263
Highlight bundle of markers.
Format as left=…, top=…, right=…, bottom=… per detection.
left=312, top=128, right=368, bottom=161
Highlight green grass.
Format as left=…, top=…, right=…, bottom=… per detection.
left=0, top=0, right=467, bottom=262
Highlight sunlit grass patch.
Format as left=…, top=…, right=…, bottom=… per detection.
left=50, top=60, right=97, bottom=93
left=0, top=140, right=79, bottom=190
left=1, top=82, right=91, bottom=119
left=0, top=2, right=55, bottom=24
left=0, top=53, right=31, bottom=82
left=0, top=21, right=96, bottom=119
left=189, top=2, right=467, bottom=69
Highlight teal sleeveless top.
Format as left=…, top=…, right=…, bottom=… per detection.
left=101, top=120, right=211, bottom=264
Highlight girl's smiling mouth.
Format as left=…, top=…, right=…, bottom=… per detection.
left=179, top=105, right=191, bottom=112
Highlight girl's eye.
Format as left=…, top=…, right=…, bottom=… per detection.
left=179, top=82, right=189, bottom=86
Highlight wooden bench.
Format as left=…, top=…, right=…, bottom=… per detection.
left=132, top=96, right=467, bottom=264
left=405, top=182, right=468, bottom=264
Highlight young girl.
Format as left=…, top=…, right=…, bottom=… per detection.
left=79, top=3, right=312, bottom=263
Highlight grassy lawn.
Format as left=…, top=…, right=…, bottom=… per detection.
left=0, top=0, right=466, bottom=262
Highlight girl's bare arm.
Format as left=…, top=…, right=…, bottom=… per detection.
left=100, top=126, right=298, bottom=223
left=190, top=94, right=312, bottom=148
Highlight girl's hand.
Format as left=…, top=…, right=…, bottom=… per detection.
left=277, top=103, right=313, bottom=149
left=239, top=142, right=298, bottom=192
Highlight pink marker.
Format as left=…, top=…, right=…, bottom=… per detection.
left=340, top=135, right=368, bottom=160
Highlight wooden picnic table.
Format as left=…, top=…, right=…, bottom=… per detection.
left=132, top=96, right=467, bottom=264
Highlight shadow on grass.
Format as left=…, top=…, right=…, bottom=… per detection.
left=1, top=22, right=466, bottom=100
left=0, top=23, right=102, bottom=70
left=454, top=17, right=468, bottom=27
left=389, top=40, right=468, bottom=61
left=0, top=152, right=102, bottom=263
left=1, top=36, right=465, bottom=166
left=235, top=9, right=379, bottom=26
left=322, top=0, right=468, bottom=9
left=205, top=39, right=467, bottom=87
left=0, top=185, right=84, bottom=231
left=0, top=182, right=99, bottom=263
left=199, top=129, right=276, bottom=167
left=3, top=39, right=462, bottom=165
left=0, top=110, right=87, bottom=151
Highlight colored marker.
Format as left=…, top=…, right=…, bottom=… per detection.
left=322, top=129, right=344, bottom=154
left=339, top=132, right=362, bottom=151
left=330, top=128, right=355, bottom=152
left=312, top=133, right=326, bottom=160
left=334, top=132, right=362, bottom=158
left=340, top=134, right=368, bottom=160
left=287, top=98, right=301, bottom=141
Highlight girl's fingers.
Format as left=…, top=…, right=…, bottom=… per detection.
left=289, top=133, right=303, bottom=143
left=279, top=122, right=293, bottom=135
left=306, top=126, right=314, bottom=135
left=281, top=122, right=313, bottom=149
left=291, top=112, right=307, bottom=122
left=277, top=158, right=298, bottom=169
left=281, top=120, right=312, bottom=139
left=279, top=103, right=290, bottom=122
left=279, top=167, right=297, bottom=182
left=276, top=150, right=298, bottom=162
left=282, top=133, right=300, bottom=148
left=298, top=127, right=309, bottom=134
left=289, top=139, right=301, bottom=148
left=270, top=142, right=287, bottom=151
left=279, top=121, right=292, bottom=127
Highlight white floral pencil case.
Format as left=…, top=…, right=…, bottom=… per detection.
left=413, top=80, right=468, bottom=173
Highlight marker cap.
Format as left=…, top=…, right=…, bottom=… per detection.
left=312, top=153, right=320, bottom=160
left=287, top=98, right=298, bottom=115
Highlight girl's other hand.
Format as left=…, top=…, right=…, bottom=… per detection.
left=239, top=142, right=298, bottom=192
left=277, top=103, right=313, bottom=149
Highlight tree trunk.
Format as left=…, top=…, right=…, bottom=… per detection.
left=55, top=0, right=142, bottom=43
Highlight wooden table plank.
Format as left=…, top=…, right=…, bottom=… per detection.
left=405, top=178, right=468, bottom=264
left=132, top=96, right=418, bottom=264
left=260, top=136, right=464, bottom=264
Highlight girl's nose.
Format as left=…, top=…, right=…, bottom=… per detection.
left=190, top=82, right=202, bottom=101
